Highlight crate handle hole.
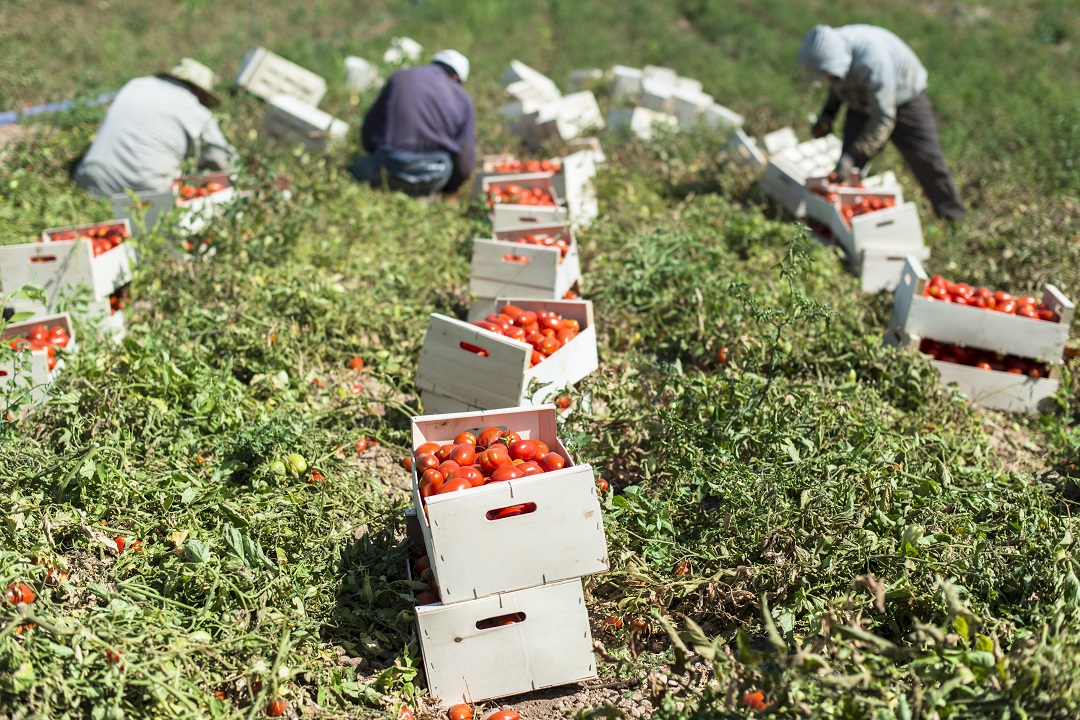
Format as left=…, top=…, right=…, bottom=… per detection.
left=518, top=216, right=539, bottom=223
left=502, top=254, right=530, bottom=265
left=29, top=256, right=58, bottom=263
left=475, top=611, right=527, bottom=630
left=459, top=342, right=489, bottom=357
left=875, top=220, right=895, bottom=228
left=485, top=502, right=537, bottom=521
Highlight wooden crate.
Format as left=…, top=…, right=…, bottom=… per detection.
left=40, top=219, right=131, bottom=243
left=415, top=578, right=596, bottom=707
left=760, top=156, right=811, bottom=217
left=888, top=255, right=1073, bottom=360
left=470, top=223, right=582, bottom=303
left=416, top=299, right=597, bottom=410
left=174, top=177, right=237, bottom=236
left=0, top=232, right=137, bottom=307
left=551, top=150, right=599, bottom=226
left=262, top=94, right=349, bottom=153
left=726, top=129, right=765, bottom=168
left=887, top=328, right=1061, bottom=414
left=109, top=190, right=176, bottom=237
left=486, top=174, right=569, bottom=230
left=853, top=245, right=931, bottom=294
left=610, top=64, right=643, bottom=100
left=236, top=47, right=327, bottom=106
left=0, top=313, right=77, bottom=405
left=409, top=405, right=608, bottom=604
left=535, top=91, right=605, bottom=145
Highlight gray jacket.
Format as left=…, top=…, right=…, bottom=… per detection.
left=797, top=24, right=928, bottom=164
left=74, top=75, right=236, bottom=197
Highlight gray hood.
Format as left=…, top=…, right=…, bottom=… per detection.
left=797, top=25, right=851, bottom=80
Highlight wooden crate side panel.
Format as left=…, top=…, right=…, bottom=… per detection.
left=422, top=466, right=608, bottom=602
left=416, top=579, right=596, bottom=706
left=237, top=48, right=327, bottom=105
left=109, top=190, right=176, bottom=237
left=0, top=239, right=129, bottom=303
left=470, top=239, right=562, bottom=293
left=1043, top=285, right=1076, bottom=327
left=492, top=204, right=568, bottom=231
left=759, top=157, right=808, bottom=217
left=419, top=390, right=483, bottom=416
left=932, top=360, right=1060, bottom=413
left=837, top=202, right=924, bottom=255
left=905, top=295, right=1069, bottom=360
left=415, top=314, right=530, bottom=410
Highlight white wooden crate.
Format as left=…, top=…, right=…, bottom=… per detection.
left=671, top=89, right=714, bottom=128
left=726, top=129, right=765, bottom=167
left=610, top=65, right=643, bottom=100
left=854, top=245, right=931, bottom=294
left=489, top=172, right=569, bottom=231
left=762, top=127, right=799, bottom=155
left=416, top=299, right=597, bottom=410
left=174, top=177, right=237, bottom=237
left=416, top=578, right=596, bottom=707
left=760, top=155, right=811, bottom=217
left=469, top=238, right=582, bottom=319
left=110, top=190, right=176, bottom=237
left=606, top=107, right=677, bottom=141
left=887, top=329, right=1061, bottom=414
left=236, top=47, right=327, bottom=106
left=639, top=76, right=676, bottom=112
left=262, top=94, right=349, bottom=153
left=551, top=150, right=599, bottom=226
left=40, top=219, right=131, bottom=243
left=701, top=102, right=744, bottom=130
left=501, top=61, right=560, bottom=93
left=832, top=201, right=925, bottom=262
left=888, top=256, right=1073, bottom=360
left=0, top=313, right=76, bottom=405
left=344, top=55, right=381, bottom=92
left=11, top=296, right=127, bottom=343
left=0, top=234, right=137, bottom=307
left=535, top=91, right=605, bottom=145
left=410, top=405, right=608, bottom=603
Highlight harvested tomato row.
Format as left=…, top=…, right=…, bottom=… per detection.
left=470, top=305, right=581, bottom=368
left=408, top=425, right=567, bottom=501
left=923, top=274, right=1057, bottom=320
left=8, top=323, right=72, bottom=371
left=487, top=185, right=556, bottom=207
left=919, top=338, right=1050, bottom=377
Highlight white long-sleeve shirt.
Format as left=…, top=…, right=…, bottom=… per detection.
left=74, top=75, right=236, bottom=197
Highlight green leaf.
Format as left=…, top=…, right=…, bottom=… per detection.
left=185, top=537, right=211, bottom=564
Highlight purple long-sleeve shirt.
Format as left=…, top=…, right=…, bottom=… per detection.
left=361, top=63, right=476, bottom=191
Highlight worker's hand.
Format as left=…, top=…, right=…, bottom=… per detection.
left=811, top=117, right=832, bottom=139
left=833, top=153, right=856, bottom=181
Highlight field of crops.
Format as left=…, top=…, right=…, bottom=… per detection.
left=2, top=0, right=1080, bottom=718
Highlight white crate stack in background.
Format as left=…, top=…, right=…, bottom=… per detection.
left=262, top=95, right=349, bottom=152
left=886, top=255, right=1074, bottom=413
left=417, top=298, right=598, bottom=413
left=409, top=405, right=607, bottom=706
left=236, top=47, right=327, bottom=106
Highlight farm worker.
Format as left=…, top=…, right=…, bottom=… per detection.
left=797, top=25, right=966, bottom=220
left=73, top=59, right=236, bottom=197
left=349, top=49, right=476, bottom=197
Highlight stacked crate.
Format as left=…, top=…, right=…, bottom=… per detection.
left=416, top=298, right=598, bottom=413
left=0, top=220, right=136, bottom=341
left=758, top=134, right=843, bottom=217
left=886, top=256, right=1074, bottom=413
left=605, top=64, right=742, bottom=138
left=408, top=405, right=608, bottom=706
left=804, top=174, right=928, bottom=292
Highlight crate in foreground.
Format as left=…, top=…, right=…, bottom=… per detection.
left=416, top=578, right=596, bottom=707
left=417, top=299, right=597, bottom=411
left=888, top=255, right=1074, bottom=361
left=1, top=313, right=77, bottom=406
left=409, top=405, right=608, bottom=603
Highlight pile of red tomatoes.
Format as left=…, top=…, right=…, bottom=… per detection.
left=7, top=323, right=72, bottom=372
left=470, top=306, right=580, bottom=367
left=923, top=275, right=1058, bottom=320
left=487, top=185, right=556, bottom=207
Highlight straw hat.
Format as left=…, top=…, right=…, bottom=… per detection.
left=164, top=58, right=221, bottom=108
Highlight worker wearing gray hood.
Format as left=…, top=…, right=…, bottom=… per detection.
left=797, top=24, right=965, bottom=220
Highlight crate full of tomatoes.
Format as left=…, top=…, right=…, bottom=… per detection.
left=469, top=223, right=583, bottom=316
left=407, top=404, right=608, bottom=604
left=173, top=172, right=236, bottom=236
left=0, top=220, right=137, bottom=310
left=886, top=255, right=1072, bottom=413
left=416, top=300, right=598, bottom=413
left=1, top=313, right=77, bottom=406
left=485, top=174, right=568, bottom=231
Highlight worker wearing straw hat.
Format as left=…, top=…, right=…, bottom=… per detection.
left=73, top=58, right=237, bottom=197
left=350, top=49, right=476, bottom=197
left=797, top=25, right=966, bottom=220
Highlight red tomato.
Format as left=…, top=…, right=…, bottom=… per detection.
left=402, top=456, right=414, bottom=472
left=542, top=453, right=566, bottom=472
left=454, top=431, right=477, bottom=447
left=6, top=582, right=36, bottom=605
left=447, top=444, right=475, bottom=467
left=422, top=468, right=445, bottom=490
left=501, top=305, right=524, bottom=319
left=508, top=440, right=536, bottom=461
left=532, top=440, right=550, bottom=456
left=448, top=703, right=474, bottom=720
left=415, top=442, right=440, bottom=457
left=742, top=691, right=767, bottom=711
left=479, top=445, right=511, bottom=474
left=414, top=555, right=431, bottom=575
left=347, top=356, right=364, bottom=370
left=414, top=453, right=440, bottom=474
left=437, top=460, right=460, bottom=478
left=514, top=311, right=538, bottom=328
left=267, top=698, right=287, bottom=717
left=518, top=460, right=544, bottom=476
left=455, top=466, right=485, bottom=487
left=28, top=325, right=49, bottom=342
left=398, top=707, right=415, bottom=720
left=539, top=336, right=561, bottom=356
left=477, top=427, right=504, bottom=449
left=439, top=478, right=472, bottom=495
left=435, top=444, right=456, bottom=463
left=596, top=477, right=609, bottom=492
left=486, top=712, right=520, bottom=720
left=490, top=464, right=525, bottom=482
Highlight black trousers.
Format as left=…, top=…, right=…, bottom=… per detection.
left=843, top=91, right=966, bottom=220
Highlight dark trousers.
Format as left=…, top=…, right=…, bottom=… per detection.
left=349, top=145, right=453, bottom=197
left=843, top=91, right=966, bottom=220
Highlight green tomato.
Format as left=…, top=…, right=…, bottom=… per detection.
left=268, top=460, right=286, bottom=476
left=286, top=453, right=308, bottom=475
